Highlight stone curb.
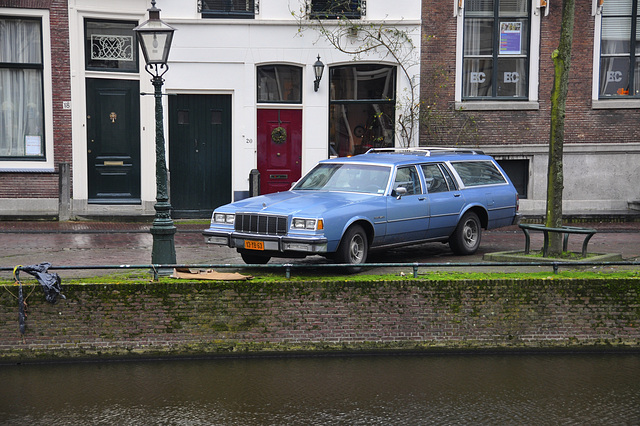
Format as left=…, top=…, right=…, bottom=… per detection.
left=483, top=250, right=625, bottom=263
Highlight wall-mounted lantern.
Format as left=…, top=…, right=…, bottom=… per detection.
left=313, top=55, right=325, bottom=92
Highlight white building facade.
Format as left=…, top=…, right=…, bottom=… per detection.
left=67, top=0, right=422, bottom=218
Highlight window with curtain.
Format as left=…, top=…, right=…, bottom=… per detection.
left=599, top=0, right=640, bottom=97
left=462, top=0, right=530, bottom=99
left=329, top=64, right=396, bottom=157
left=0, top=17, right=45, bottom=158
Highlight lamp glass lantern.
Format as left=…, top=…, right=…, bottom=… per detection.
left=134, top=7, right=175, bottom=66
left=313, top=55, right=325, bottom=92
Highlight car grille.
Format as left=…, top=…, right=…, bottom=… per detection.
left=235, top=213, right=288, bottom=235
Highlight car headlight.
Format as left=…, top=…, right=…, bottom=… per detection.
left=213, top=213, right=235, bottom=224
left=291, top=218, right=324, bottom=230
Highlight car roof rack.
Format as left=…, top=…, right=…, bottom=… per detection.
left=364, top=147, right=485, bottom=156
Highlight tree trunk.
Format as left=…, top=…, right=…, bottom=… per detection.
left=545, top=0, right=575, bottom=256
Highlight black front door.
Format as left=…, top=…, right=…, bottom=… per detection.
left=169, top=94, right=232, bottom=218
left=86, top=78, right=140, bottom=203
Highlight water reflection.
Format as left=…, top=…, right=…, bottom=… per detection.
left=1, top=353, right=639, bottom=425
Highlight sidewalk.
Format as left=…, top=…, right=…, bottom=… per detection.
left=0, top=219, right=638, bottom=278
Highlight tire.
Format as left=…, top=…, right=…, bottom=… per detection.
left=239, top=250, right=271, bottom=265
left=336, top=225, right=368, bottom=266
left=449, top=211, right=482, bottom=255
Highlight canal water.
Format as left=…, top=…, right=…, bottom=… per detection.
left=1, top=352, right=639, bottom=425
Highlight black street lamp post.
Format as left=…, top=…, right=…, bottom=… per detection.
left=134, top=1, right=177, bottom=266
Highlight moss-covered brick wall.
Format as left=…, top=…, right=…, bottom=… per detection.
left=1, top=278, right=639, bottom=362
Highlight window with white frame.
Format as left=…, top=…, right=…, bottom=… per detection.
left=0, top=16, right=45, bottom=159
left=598, top=0, right=640, bottom=97
left=462, top=0, right=531, bottom=99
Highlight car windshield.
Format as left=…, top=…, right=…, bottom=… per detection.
left=293, top=163, right=390, bottom=194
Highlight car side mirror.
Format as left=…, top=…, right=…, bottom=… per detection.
left=393, top=186, right=407, bottom=200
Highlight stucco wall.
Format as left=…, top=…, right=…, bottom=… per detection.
left=485, top=143, right=640, bottom=212
left=1, top=278, right=639, bottom=363
left=65, top=0, right=422, bottom=215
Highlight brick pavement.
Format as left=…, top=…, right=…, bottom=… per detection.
left=0, top=220, right=638, bottom=278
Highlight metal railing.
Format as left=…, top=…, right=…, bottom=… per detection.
left=2, top=260, right=639, bottom=281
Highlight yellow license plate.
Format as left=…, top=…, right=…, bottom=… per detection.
left=244, top=240, right=265, bottom=250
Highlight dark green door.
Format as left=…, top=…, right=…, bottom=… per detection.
left=169, top=94, right=232, bottom=218
left=86, top=78, right=140, bottom=203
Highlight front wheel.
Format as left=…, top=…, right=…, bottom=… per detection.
left=449, top=211, right=482, bottom=255
left=239, top=250, right=271, bottom=265
left=336, top=225, right=368, bottom=265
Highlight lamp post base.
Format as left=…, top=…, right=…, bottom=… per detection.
left=151, top=224, right=176, bottom=277
left=151, top=225, right=176, bottom=265
left=151, top=200, right=177, bottom=270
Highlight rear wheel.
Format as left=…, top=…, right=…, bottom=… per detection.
left=239, top=250, right=271, bottom=265
left=336, top=225, right=368, bottom=265
left=449, top=211, right=482, bottom=255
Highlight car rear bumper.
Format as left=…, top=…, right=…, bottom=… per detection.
left=512, top=213, right=522, bottom=225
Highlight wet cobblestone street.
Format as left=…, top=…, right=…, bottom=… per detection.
left=0, top=221, right=638, bottom=278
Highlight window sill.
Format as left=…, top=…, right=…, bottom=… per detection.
left=592, top=99, right=640, bottom=109
left=455, top=101, right=539, bottom=111
left=201, top=12, right=256, bottom=19
left=309, top=12, right=362, bottom=20
left=0, top=168, right=55, bottom=173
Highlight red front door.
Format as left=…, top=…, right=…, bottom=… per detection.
left=257, top=109, right=302, bottom=194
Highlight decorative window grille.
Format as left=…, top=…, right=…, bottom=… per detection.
left=85, top=20, right=138, bottom=72
left=309, top=0, right=364, bottom=19
left=199, top=0, right=258, bottom=18
left=91, top=35, right=134, bottom=62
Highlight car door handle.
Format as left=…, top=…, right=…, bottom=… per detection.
left=454, top=193, right=461, bottom=197
left=418, top=197, right=426, bottom=201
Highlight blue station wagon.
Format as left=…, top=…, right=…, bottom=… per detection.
left=203, top=148, right=520, bottom=265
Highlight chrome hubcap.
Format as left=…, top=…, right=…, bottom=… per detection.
left=349, top=235, right=365, bottom=263
left=463, top=220, right=478, bottom=247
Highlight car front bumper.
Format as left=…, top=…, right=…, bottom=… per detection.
left=203, top=229, right=329, bottom=254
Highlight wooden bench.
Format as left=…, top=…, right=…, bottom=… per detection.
left=518, top=223, right=597, bottom=257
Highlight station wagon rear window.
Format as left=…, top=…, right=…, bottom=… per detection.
left=451, top=161, right=507, bottom=187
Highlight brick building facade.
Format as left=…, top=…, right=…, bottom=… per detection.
left=421, top=0, right=640, bottom=213
left=0, top=0, right=71, bottom=216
